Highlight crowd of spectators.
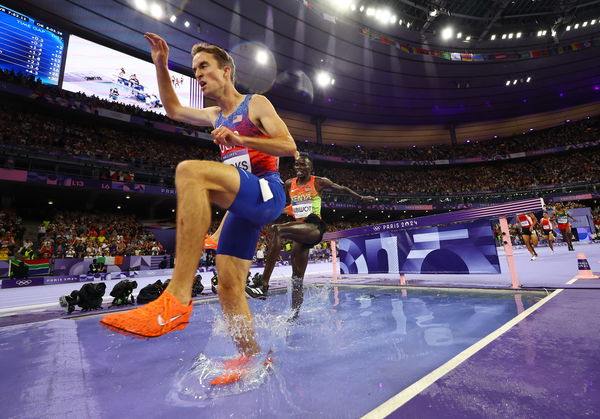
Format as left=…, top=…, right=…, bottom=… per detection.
left=2, top=69, right=600, bottom=198
left=297, top=116, right=599, bottom=161
left=0, top=103, right=217, bottom=172
left=36, top=211, right=166, bottom=258
left=296, top=149, right=600, bottom=196
left=0, top=210, right=25, bottom=260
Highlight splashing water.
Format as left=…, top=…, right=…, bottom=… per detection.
left=168, top=283, right=339, bottom=404
left=169, top=351, right=274, bottom=403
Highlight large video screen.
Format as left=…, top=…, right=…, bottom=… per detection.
left=0, top=4, right=66, bottom=85
left=62, top=35, right=202, bottom=115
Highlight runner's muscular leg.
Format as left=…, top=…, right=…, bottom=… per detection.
left=290, top=241, right=310, bottom=319
left=291, top=240, right=311, bottom=279
left=168, top=160, right=240, bottom=304
left=216, top=254, right=259, bottom=356
left=262, top=222, right=321, bottom=287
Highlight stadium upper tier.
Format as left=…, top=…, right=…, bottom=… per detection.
left=0, top=71, right=599, bottom=202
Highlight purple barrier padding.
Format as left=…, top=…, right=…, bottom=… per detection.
left=338, top=219, right=500, bottom=275
left=52, top=255, right=172, bottom=276
left=551, top=194, right=594, bottom=202
left=23, top=170, right=177, bottom=197
left=1, top=277, right=45, bottom=289
left=43, top=272, right=137, bottom=286
left=324, top=198, right=544, bottom=241
left=130, top=115, right=146, bottom=126
left=0, top=260, right=9, bottom=277
left=0, top=168, right=28, bottom=182
left=0, top=271, right=136, bottom=288
left=148, top=229, right=175, bottom=254
left=96, top=108, right=132, bottom=122
left=323, top=201, right=434, bottom=211
left=53, top=258, right=84, bottom=276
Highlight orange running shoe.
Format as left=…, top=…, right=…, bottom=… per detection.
left=210, top=351, right=274, bottom=386
left=100, top=290, right=192, bottom=338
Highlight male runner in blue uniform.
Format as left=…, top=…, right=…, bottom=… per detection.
left=101, top=33, right=296, bottom=384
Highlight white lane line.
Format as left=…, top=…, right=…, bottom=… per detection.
left=0, top=302, right=57, bottom=314
left=361, top=287, right=565, bottom=419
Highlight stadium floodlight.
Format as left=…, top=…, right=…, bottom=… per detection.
left=456, top=32, right=462, bottom=38
left=134, top=0, right=147, bottom=12
left=526, top=76, right=532, bottom=82
left=429, top=8, right=438, bottom=17
left=316, top=71, right=333, bottom=87
left=516, top=32, right=522, bottom=38
left=255, top=50, right=269, bottom=65
left=591, top=20, right=596, bottom=25
left=331, top=0, right=351, bottom=10
left=441, top=27, right=453, bottom=40
left=491, top=34, right=496, bottom=40
left=376, top=9, right=392, bottom=24
left=169, top=15, right=176, bottom=23
left=149, top=3, right=163, bottom=19
left=508, top=33, right=513, bottom=39
left=505, top=80, right=511, bottom=86
left=366, top=7, right=375, bottom=16
left=502, top=34, right=507, bottom=39
left=513, top=79, right=518, bottom=85
left=359, top=5, right=364, bottom=12
left=566, top=25, right=571, bottom=31
left=184, top=21, right=190, bottom=27
left=583, top=21, right=588, bottom=27
left=465, top=36, right=471, bottom=41
left=389, top=15, right=397, bottom=24
left=574, top=23, right=579, bottom=29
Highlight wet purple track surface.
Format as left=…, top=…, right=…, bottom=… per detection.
left=0, top=286, right=543, bottom=418
left=2, top=244, right=600, bottom=418
left=392, top=288, right=600, bottom=418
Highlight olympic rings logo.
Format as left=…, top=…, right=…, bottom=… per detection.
left=373, top=226, right=381, bottom=231
left=15, top=280, right=32, bottom=286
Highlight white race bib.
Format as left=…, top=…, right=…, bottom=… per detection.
left=542, top=223, right=551, bottom=230
left=223, top=148, right=251, bottom=172
left=292, top=201, right=312, bottom=219
left=557, top=216, right=568, bottom=224
left=520, top=220, right=530, bottom=227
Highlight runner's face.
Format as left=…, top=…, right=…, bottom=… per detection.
left=192, top=52, right=229, bottom=99
left=294, top=157, right=312, bottom=177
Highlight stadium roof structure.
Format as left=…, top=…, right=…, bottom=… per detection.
left=10, top=0, right=600, bottom=125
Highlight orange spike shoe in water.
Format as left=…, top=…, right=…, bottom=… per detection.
left=100, top=290, right=192, bottom=338
left=210, top=351, right=274, bottom=386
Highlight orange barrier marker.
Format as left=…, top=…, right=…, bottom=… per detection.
left=575, top=253, right=600, bottom=279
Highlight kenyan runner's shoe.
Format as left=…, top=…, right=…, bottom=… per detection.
left=245, top=283, right=268, bottom=299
